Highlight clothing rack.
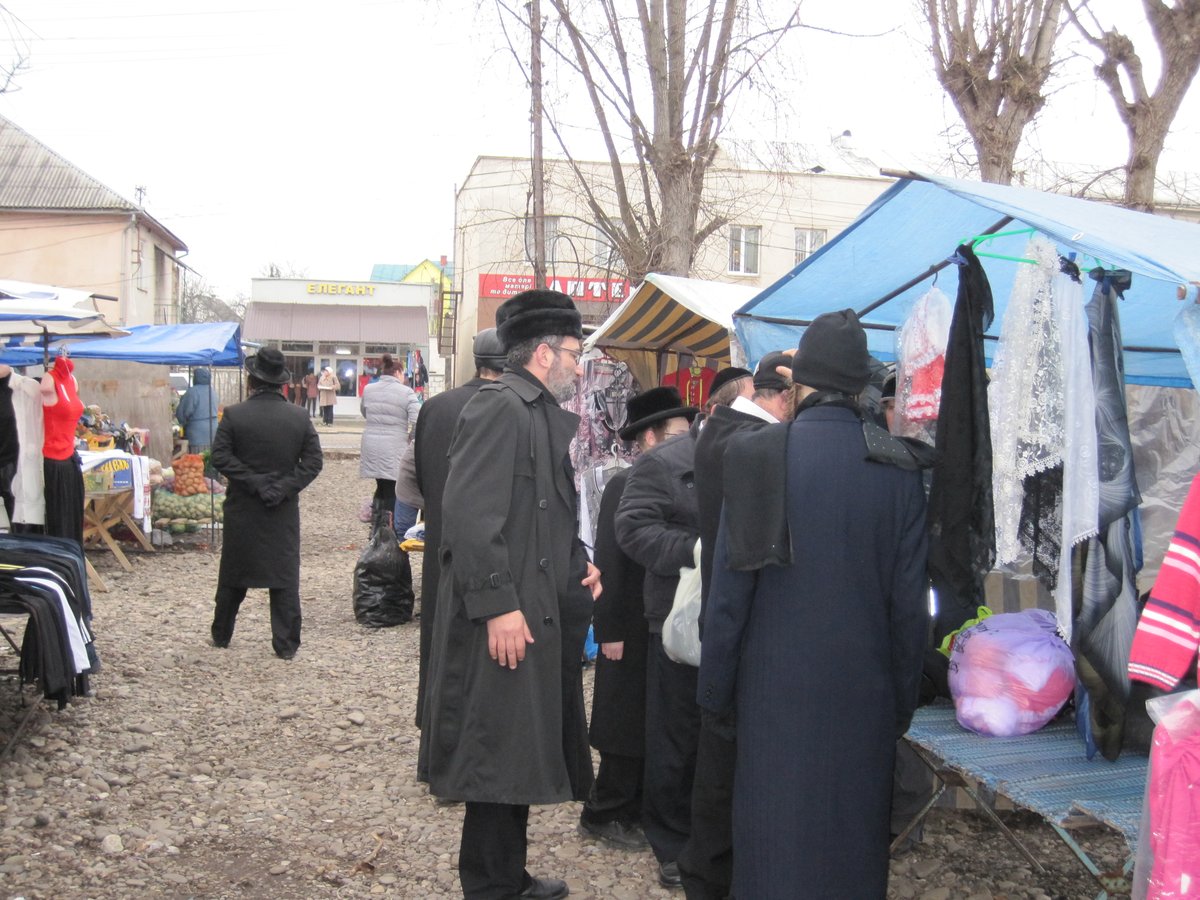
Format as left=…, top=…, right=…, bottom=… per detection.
left=0, top=533, right=96, bottom=762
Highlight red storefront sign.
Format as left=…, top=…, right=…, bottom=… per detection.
left=479, top=274, right=630, bottom=303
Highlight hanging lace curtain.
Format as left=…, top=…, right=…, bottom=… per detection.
left=990, top=236, right=1066, bottom=568
left=894, top=286, right=952, bottom=443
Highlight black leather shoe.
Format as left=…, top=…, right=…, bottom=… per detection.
left=276, top=650, right=296, bottom=660
left=658, top=860, right=682, bottom=889
left=517, top=875, right=569, bottom=899
left=579, top=817, right=649, bottom=849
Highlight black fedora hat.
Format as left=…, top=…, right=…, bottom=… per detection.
left=618, top=386, right=699, bottom=441
left=245, top=347, right=291, bottom=385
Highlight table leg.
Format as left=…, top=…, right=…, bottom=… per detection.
left=84, top=555, right=108, bottom=592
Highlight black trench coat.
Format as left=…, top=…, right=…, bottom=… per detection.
left=211, top=391, right=323, bottom=589
left=699, top=406, right=929, bottom=900
left=422, top=369, right=593, bottom=805
left=588, top=468, right=648, bottom=757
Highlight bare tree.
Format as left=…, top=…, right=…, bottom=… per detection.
left=0, top=5, right=31, bottom=94
left=924, top=0, right=1066, bottom=184
left=180, top=274, right=244, bottom=324
left=1067, top=1, right=1200, bottom=211
left=496, top=0, right=803, bottom=281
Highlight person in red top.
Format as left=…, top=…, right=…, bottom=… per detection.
left=40, top=353, right=86, bottom=547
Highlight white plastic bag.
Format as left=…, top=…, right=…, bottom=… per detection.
left=663, top=539, right=702, bottom=667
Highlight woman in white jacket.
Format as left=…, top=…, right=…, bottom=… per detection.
left=359, top=353, right=420, bottom=523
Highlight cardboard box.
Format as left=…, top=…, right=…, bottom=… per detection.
left=83, top=456, right=133, bottom=492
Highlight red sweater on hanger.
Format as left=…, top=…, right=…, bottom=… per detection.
left=43, top=358, right=85, bottom=461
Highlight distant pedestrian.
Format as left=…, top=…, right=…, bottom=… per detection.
left=174, top=369, right=220, bottom=452
left=304, top=371, right=318, bottom=417
left=359, top=353, right=420, bottom=524
left=317, top=366, right=338, bottom=426
left=210, top=348, right=323, bottom=660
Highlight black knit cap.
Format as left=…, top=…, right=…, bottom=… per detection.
left=790, top=309, right=871, bottom=394
left=472, top=327, right=507, bottom=371
left=495, top=289, right=583, bottom=351
left=708, top=366, right=752, bottom=397
left=753, top=351, right=793, bottom=391
left=618, top=386, right=698, bottom=441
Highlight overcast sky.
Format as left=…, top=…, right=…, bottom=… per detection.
left=0, top=0, right=1195, bottom=299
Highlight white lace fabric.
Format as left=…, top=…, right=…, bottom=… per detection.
left=990, top=236, right=1067, bottom=567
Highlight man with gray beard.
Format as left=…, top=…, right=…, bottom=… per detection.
left=422, top=289, right=601, bottom=900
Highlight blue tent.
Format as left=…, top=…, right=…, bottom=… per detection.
left=0, top=322, right=244, bottom=367
left=734, top=172, right=1200, bottom=388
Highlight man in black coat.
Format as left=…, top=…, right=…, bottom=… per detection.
left=210, top=348, right=323, bottom=659
left=615, top=407, right=702, bottom=890
left=412, top=328, right=505, bottom=740
left=698, top=310, right=929, bottom=900
left=678, top=352, right=791, bottom=900
left=423, top=292, right=601, bottom=900
left=581, top=387, right=696, bottom=851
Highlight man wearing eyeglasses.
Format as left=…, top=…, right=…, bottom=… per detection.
left=422, top=289, right=601, bottom=900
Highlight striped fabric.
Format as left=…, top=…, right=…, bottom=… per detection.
left=1129, top=474, right=1200, bottom=690
left=593, top=286, right=731, bottom=361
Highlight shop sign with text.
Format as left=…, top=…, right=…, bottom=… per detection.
left=479, top=274, right=629, bottom=302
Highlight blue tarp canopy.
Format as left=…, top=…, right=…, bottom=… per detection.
left=0, top=322, right=244, bottom=367
left=734, top=172, right=1200, bottom=388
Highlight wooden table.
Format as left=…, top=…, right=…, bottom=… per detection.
left=83, top=488, right=154, bottom=588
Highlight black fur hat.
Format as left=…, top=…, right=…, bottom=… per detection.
left=495, top=289, right=583, bottom=351
left=618, top=386, right=698, bottom=441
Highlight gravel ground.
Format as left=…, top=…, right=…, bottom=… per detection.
left=0, top=450, right=1136, bottom=899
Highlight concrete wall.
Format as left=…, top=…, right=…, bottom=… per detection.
left=71, top=359, right=175, bottom=464
left=0, top=211, right=182, bottom=327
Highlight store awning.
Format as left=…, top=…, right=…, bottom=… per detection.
left=243, top=302, right=428, bottom=345
left=586, top=273, right=758, bottom=361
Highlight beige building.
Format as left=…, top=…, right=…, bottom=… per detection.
left=242, top=277, right=439, bottom=417
left=0, top=114, right=187, bottom=326
left=449, top=154, right=893, bottom=386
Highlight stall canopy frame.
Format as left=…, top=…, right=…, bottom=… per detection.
left=584, top=272, right=758, bottom=386
left=0, top=322, right=243, bottom=367
left=734, top=171, right=1200, bottom=388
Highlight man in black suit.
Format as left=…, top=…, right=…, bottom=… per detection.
left=581, top=387, right=696, bottom=851
left=209, top=348, right=323, bottom=659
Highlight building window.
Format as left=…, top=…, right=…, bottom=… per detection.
left=728, top=225, right=761, bottom=275
left=795, top=227, right=827, bottom=265
left=364, top=344, right=399, bottom=355
left=593, top=225, right=620, bottom=268
left=282, top=341, right=314, bottom=353
left=524, top=215, right=560, bottom=266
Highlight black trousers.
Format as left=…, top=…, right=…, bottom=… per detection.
left=373, top=478, right=396, bottom=507
left=306, top=396, right=317, bottom=415
left=643, top=634, right=701, bottom=864
left=321, top=404, right=334, bottom=425
left=211, top=583, right=302, bottom=657
left=460, top=801, right=530, bottom=900
left=581, top=750, right=643, bottom=825
left=44, top=454, right=83, bottom=549
left=678, top=715, right=735, bottom=899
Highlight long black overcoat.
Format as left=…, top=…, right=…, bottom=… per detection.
left=422, top=369, right=593, bottom=805
left=211, top=391, right=323, bottom=590
left=413, top=376, right=488, bottom=733
left=698, top=405, right=929, bottom=900
left=588, top=468, right=648, bottom=758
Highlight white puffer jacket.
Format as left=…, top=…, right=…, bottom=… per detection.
left=359, top=375, right=421, bottom=480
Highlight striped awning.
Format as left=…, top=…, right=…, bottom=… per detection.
left=585, top=273, right=758, bottom=363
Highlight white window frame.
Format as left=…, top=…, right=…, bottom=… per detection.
left=794, top=227, right=827, bottom=265
left=728, top=224, right=761, bottom=275
left=593, top=225, right=620, bottom=268
left=524, top=215, right=560, bottom=266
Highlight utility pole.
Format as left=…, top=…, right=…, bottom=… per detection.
left=528, top=0, right=547, bottom=288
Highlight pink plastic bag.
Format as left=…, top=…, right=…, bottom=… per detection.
left=949, top=608, right=1074, bottom=737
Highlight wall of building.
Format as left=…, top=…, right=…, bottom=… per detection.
left=0, top=211, right=182, bottom=327
left=452, top=155, right=893, bottom=386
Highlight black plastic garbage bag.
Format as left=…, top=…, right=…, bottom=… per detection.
left=353, top=517, right=414, bottom=627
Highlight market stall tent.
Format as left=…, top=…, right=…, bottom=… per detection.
left=0, top=322, right=243, bottom=367
left=734, top=172, right=1200, bottom=388
left=585, top=272, right=758, bottom=388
